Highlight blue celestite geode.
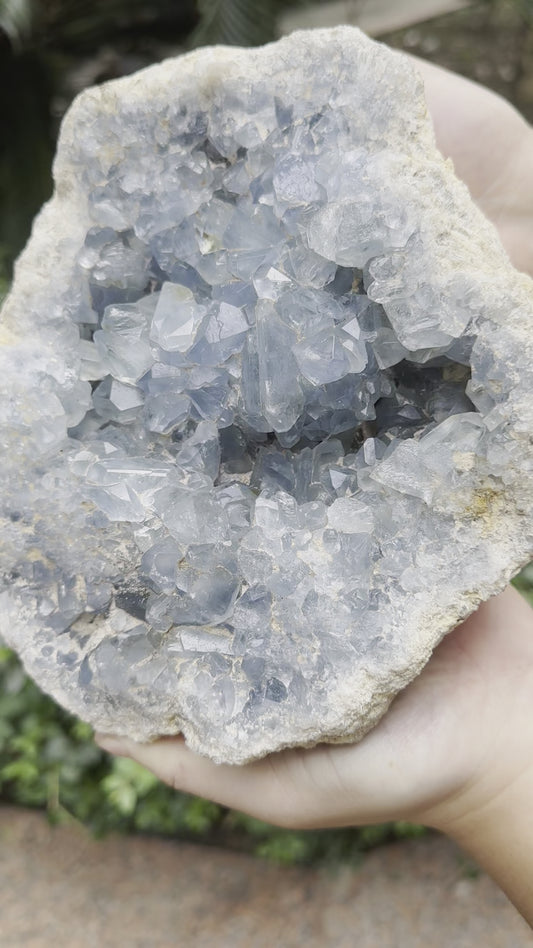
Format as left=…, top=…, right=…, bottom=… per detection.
left=1, top=28, right=533, bottom=763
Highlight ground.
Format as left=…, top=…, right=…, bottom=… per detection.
left=1, top=807, right=531, bottom=947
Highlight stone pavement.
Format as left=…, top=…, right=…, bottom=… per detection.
left=0, top=807, right=531, bottom=947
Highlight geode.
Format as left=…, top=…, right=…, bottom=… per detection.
left=1, top=27, right=533, bottom=764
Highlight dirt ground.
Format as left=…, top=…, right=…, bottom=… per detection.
left=0, top=807, right=531, bottom=948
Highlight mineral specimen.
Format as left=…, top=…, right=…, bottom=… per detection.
left=1, top=27, right=533, bottom=764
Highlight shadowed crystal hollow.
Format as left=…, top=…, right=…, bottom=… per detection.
left=1, top=27, right=533, bottom=764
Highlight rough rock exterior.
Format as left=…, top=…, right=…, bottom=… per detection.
left=1, top=27, right=533, bottom=764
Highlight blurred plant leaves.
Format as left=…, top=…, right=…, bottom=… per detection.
left=0, top=0, right=36, bottom=49
left=191, top=0, right=278, bottom=48
left=190, top=0, right=315, bottom=48
left=1, top=0, right=197, bottom=51
left=0, top=44, right=54, bottom=283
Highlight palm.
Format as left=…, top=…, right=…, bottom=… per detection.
left=259, top=587, right=533, bottom=831
left=101, top=586, right=533, bottom=832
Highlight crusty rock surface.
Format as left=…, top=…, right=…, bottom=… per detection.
left=1, top=27, right=533, bottom=764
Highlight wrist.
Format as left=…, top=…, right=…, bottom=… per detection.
left=412, top=587, right=533, bottom=925
left=432, top=762, right=533, bottom=925
left=414, top=588, right=533, bottom=836
left=421, top=683, right=533, bottom=843
left=427, top=757, right=533, bottom=840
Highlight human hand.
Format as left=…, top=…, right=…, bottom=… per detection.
left=96, top=587, right=533, bottom=834
left=95, top=61, right=533, bottom=921
left=97, top=587, right=533, bottom=922
left=96, top=58, right=533, bottom=829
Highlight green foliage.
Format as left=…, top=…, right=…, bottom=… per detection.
left=511, top=562, right=533, bottom=606
left=256, top=832, right=314, bottom=865
left=101, top=757, right=159, bottom=816
left=457, top=854, right=482, bottom=879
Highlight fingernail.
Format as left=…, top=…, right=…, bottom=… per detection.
left=94, top=732, right=130, bottom=755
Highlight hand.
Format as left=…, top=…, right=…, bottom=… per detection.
left=96, top=60, right=533, bottom=922
left=97, top=59, right=533, bottom=826
left=96, top=587, right=533, bottom=833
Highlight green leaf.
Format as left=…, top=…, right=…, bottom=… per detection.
left=512, top=561, right=533, bottom=606
left=0, top=646, right=14, bottom=665
left=1, top=758, right=40, bottom=783
left=357, top=824, right=393, bottom=848
left=101, top=773, right=138, bottom=815
left=392, top=820, right=426, bottom=839
left=227, top=811, right=274, bottom=837
left=111, top=757, right=160, bottom=796
left=183, top=796, right=222, bottom=833
left=256, top=832, right=313, bottom=865
left=71, top=720, right=94, bottom=742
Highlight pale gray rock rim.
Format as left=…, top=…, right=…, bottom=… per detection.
left=1, top=27, right=533, bottom=764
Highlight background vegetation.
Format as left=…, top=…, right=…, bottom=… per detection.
left=1, top=0, right=533, bottom=863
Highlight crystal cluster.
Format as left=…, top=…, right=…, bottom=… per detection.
left=1, top=28, right=533, bottom=763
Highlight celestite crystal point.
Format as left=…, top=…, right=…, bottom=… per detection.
left=1, top=27, right=533, bottom=764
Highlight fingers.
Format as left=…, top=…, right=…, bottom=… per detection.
left=95, top=731, right=305, bottom=826
left=94, top=589, right=533, bottom=832
left=94, top=726, right=411, bottom=830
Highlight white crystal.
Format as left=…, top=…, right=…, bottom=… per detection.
left=150, top=282, right=208, bottom=352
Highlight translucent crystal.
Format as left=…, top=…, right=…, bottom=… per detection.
left=150, top=282, right=208, bottom=352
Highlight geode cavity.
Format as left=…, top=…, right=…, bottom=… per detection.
left=1, top=27, right=533, bottom=763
